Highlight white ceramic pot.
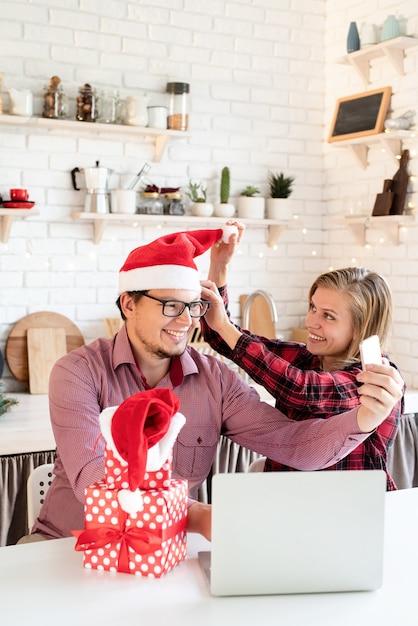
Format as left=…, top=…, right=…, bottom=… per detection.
left=214, top=202, right=235, bottom=218
left=191, top=202, right=214, bottom=217
left=266, top=198, right=293, bottom=221
left=237, top=196, right=265, bottom=219
left=111, top=189, right=137, bottom=214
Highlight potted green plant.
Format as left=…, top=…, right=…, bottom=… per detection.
left=237, top=185, right=265, bottom=219
left=185, top=180, right=213, bottom=217
left=266, top=171, right=295, bottom=220
left=214, top=166, right=235, bottom=218
left=0, top=383, right=18, bottom=417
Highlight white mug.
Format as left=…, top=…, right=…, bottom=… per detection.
left=147, top=106, right=168, bottom=129
left=111, top=189, right=137, bottom=214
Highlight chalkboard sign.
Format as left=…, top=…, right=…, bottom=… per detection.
left=328, top=87, right=392, bottom=143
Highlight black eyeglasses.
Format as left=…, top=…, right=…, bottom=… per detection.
left=141, top=293, right=210, bottom=318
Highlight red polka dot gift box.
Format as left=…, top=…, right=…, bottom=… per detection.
left=73, top=389, right=188, bottom=578
left=73, top=476, right=187, bottom=577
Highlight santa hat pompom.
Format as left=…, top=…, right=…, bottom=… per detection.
left=221, top=223, right=239, bottom=243
left=118, top=488, right=145, bottom=515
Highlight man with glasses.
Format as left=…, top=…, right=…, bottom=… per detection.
left=27, top=226, right=403, bottom=543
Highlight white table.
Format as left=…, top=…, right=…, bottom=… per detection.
left=1, top=488, right=418, bottom=626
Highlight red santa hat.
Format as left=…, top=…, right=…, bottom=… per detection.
left=118, top=224, right=238, bottom=294
left=99, top=388, right=186, bottom=514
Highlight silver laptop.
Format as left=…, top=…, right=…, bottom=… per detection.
left=198, top=470, right=386, bottom=597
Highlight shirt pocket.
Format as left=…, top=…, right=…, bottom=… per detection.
left=173, top=424, right=220, bottom=482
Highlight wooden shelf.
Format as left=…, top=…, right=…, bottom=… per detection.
left=0, top=207, right=40, bottom=243
left=336, top=36, right=418, bottom=84
left=341, top=214, right=415, bottom=245
left=71, top=212, right=291, bottom=246
left=331, top=129, right=416, bottom=169
left=0, top=114, right=190, bottom=162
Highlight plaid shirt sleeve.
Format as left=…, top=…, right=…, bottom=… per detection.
left=202, top=285, right=405, bottom=489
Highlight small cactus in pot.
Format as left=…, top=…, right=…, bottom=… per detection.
left=214, top=166, right=235, bottom=217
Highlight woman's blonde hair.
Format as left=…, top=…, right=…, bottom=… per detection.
left=308, top=267, right=393, bottom=368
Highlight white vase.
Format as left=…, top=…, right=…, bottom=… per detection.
left=237, top=197, right=265, bottom=219
left=191, top=202, right=214, bottom=217
left=214, top=202, right=235, bottom=218
left=266, top=198, right=293, bottom=221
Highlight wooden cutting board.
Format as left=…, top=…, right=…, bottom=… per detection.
left=239, top=294, right=276, bottom=338
left=27, top=327, right=67, bottom=394
left=5, top=312, right=84, bottom=388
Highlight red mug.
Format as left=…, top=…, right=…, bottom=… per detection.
left=10, top=188, right=29, bottom=201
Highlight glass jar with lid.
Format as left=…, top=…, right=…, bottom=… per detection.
left=141, top=191, right=164, bottom=215
left=164, top=192, right=185, bottom=215
left=43, top=75, right=68, bottom=119
left=76, top=83, right=98, bottom=122
left=166, top=82, right=189, bottom=131
left=96, top=89, right=120, bottom=124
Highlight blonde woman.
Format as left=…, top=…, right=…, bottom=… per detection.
left=201, top=230, right=404, bottom=490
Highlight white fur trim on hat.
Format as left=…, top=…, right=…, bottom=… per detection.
left=146, top=412, right=186, bottom=471
left=99, top=406, right=126, bottom=464
left=118, top=264, right=201, bottom=295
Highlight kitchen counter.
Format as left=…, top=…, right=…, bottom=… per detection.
left=0, top=392, right=54, bottom=455
left=1, top=387, right=417, bottom=458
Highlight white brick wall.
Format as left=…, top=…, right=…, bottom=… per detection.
left=0, top=0, right=417, bottom=390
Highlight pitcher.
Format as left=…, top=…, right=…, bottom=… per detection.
left=9, top=88, right=33, bottom=116
left=125, top=94, right=149, bottom=126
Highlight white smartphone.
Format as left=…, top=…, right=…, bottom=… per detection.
left=359, top=335, right=382, bottom=370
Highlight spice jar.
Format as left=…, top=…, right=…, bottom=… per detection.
left=96, top=89, right=120, bottom=124
left=76, top=83, right=97, bottom=122
left=42, top=75, right=68, bottom=119
left=141, top=191, right=164, bottom=215
left=166, top=82, right=189, bottom=131
left=164, top=192, right=185, bottom=215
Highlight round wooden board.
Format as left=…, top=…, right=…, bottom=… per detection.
left=5, top=312, right=84, bottom=385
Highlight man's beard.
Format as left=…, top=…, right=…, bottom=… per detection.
left=137, top=330, right=187, bottom=360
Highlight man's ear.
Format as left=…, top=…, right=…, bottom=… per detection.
left=120, top=292, right=135, bottom=318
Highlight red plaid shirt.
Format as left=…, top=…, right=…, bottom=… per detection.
left=202, top=286, right=404, bottom=490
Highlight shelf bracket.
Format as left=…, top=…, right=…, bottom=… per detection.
left=383, top=46, right=405, bottom=75
left=155, top=135, right=170, bottom=162
left=347, top=56, right=371, bottom=84
left=346, top=144, right=368, bottom=169
left=93, top=219, right=109, bottom=244
left=1, top=215, right=14, bottom=243
left=379, top=136, right=402, bottom=162
left=267, top=224, right=287, bottom=247
left=345, top=221, right=366, bottom=246
left=378, top=221, right=401, bottom=245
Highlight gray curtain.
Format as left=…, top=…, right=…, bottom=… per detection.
left=387, top=413, right=418, bottom=489
left=197, top=436, right=262, bottom=503
left=0, top=450, right=56, bottom=546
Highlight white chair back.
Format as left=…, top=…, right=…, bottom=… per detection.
left=27, top=463, right=55, bottom=529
